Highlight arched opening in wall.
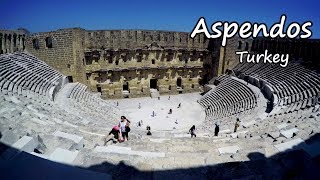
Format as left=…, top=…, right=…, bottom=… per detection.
left=177, top=77, right=182, bottom=88
left=191, top=84, right=195, bottom=89
left=13, top=34, right=17, bottom=47
left=45, top=37, right=53, bottom=48
left=252, top=40, right=256, bottom=51
left=122, top=58, right=127, bottom=63
left=237, top=41, right=242, bottom=49
left=86, top=73, right=91, bottom=80
left=245, top=42, right=249, bottom=50
left=0, top=34, right=2, bottom=53
left=0, top=34, right=2, bottom=54
left=32, top=39, right=40, bottom=50
left=168, top=85, right=171, bottom=90
left=97, top=86, right=102, bottom=93
left=152, top=59, right=155, bottom=64
left=67, top=76, right=73, bottom=83
left=123, top=82, right=129, bottom=91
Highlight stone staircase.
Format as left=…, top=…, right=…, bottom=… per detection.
left=150, top=88, right=160, bottom=98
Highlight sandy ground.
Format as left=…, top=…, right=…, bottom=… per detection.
left=106, top=93, right=206, bottom=131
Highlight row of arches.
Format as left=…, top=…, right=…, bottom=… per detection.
left=237, top=41, right=249, bottom=50
left=251, top=39, right=320, bottom=60
left=0, top=33, right=25, bottom=54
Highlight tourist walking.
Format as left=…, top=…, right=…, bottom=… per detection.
left=189, top=125, right=196, bottom=138
left=214, top=124, right=220, bottom=136
left=234, top=118, right=240, bottom=132
left=119, top=116, right=131, bottom=141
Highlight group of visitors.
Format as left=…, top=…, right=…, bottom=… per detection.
left=108, top=100, right=241, bottom=143
left=104, top=116, right=131, bottom=145
left=188, top=118, right=238, bottom=138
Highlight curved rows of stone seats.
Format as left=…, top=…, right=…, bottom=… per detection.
left=0, top=52, right=65, bottom=101
left=0, top=92, right=121, bottom=157
left=233, top=61, right=320, bottom=115
left=199, top=77, right=257, bottom=120
left=1, top=92, right=319, bottom=179
left=208, top=74, right=230, bottom=85
left=56, top=83, right=120, bottom=127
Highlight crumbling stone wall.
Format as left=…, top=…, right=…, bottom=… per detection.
left=85, top=30, right=207, bottom=50
left=25, top=28, right=86, bottom=83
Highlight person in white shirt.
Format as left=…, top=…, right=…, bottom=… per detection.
left=119, top=116, right=130, bottom=141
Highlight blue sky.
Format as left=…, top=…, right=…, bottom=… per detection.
left=1, top=0, right=319, bottom=38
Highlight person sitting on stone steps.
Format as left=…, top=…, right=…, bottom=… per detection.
left=104, top=126, right=121, bottom=145
left=189, top=125, right=196, bottom=138
left=146, top=125, right=152, bottom=136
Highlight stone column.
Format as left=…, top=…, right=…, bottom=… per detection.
left=10, top=34, right=14, bottom=52
left=17, top=35, right=20, bottom=50
left=19, top=35, right=23, bottom=50
left=6, top=34, right=10, bottom=53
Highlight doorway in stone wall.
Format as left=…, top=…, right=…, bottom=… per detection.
left=97, top=86, right=102, bottom=93
left=123, top=82, right=129, bottom=91
left=177, top=77, right=182, bottom=88
left=67, top=76, right=73, bottom=83
left=150, top=79, right=157, bottom=89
